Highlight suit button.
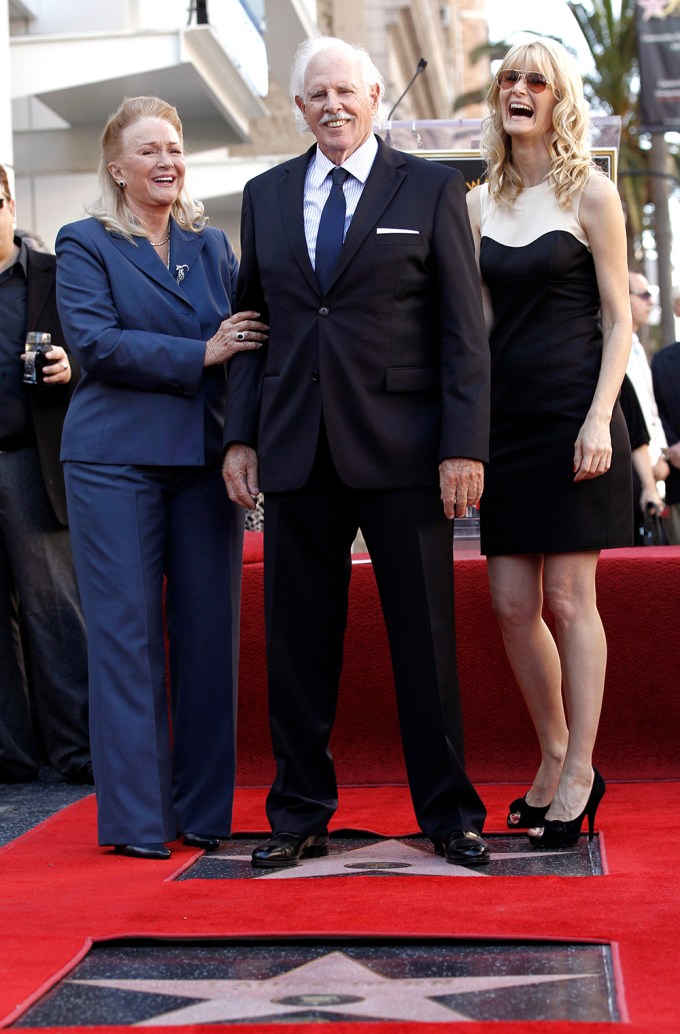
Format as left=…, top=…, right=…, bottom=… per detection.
left=311, top=370, right=320, bottom=382
left=318, top=306, right=329, bottom=316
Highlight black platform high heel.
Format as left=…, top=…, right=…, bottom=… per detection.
left=507, top=794, right=551, bottom=829
left=528, top=768, right=606, bottom=848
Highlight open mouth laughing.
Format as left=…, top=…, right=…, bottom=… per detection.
left=508, top=101, right=534, bottom=119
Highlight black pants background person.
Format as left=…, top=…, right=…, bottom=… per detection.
left=0, top=164, right=90, bottom=785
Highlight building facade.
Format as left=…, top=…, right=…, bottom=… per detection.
left=4, top=0, right=490, bottom=249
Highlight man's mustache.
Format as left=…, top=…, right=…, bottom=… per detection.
left=318, top=112, right=356, bottom=125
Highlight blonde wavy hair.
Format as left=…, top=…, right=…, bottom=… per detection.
left=481, top=38, right=599, bottom=210
left=88, top=96, right=207, bottom=241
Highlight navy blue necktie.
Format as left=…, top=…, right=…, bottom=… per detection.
left=315, top=167, right=349, bottom=293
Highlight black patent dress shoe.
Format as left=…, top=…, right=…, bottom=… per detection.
left=114, top=843, right=171, bottom=860
left=433, top=830, right=490, bottom=866
left=252, top=832, right=329, bottom=868
left=182, top=833, right=221, bottom=851
left=65, top=761, right=95, bottom=785
left=0, top=765, right=38, bottom=784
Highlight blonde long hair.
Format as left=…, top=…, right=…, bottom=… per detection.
left=88, top=96, right=207, bottom=241
left=481, top=38, right=599, bottom=210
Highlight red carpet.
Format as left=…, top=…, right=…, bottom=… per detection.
left=237, top=540, right=680, bottom=787
left=4, top=539, right=676, bottom=1030
left=1, top=781, right=680, bottom=1032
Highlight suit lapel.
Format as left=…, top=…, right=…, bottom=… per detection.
left=109, top=221, right=204, bottom=305
left=279, top=145, right=321, bottom=294
left=329, top=138, right=407, bottom=290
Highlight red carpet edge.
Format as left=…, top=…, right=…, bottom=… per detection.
left=1, top=782, right=679, bottom=1033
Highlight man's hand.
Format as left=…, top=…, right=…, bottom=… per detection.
left=665, top=442, right=680, bottom=470
left=439, top=458, right=484, bottom=520
left=222, top=444, right=260, bottom=509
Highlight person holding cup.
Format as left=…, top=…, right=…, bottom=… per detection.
left=0, top=162, right=92, bottom=786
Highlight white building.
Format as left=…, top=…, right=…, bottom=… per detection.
left=4, top=1, right=489, bottom=249
left=4, top=0, right=317, bottom=246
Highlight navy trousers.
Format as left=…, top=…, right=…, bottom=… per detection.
left=65, top=461, right=243, bottom=845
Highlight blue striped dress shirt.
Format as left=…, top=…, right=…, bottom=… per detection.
left=303, top=135, right=379, bottom=270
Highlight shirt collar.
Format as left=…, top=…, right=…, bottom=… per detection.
left=12, top=236, right=29, bottom=277
left=0, top=237, right=27, bottom=283
left=310, top=134, right=379, bottom=187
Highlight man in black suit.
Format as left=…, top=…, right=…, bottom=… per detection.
left=0, top=164, right=91, bottom=784
left=223, top=38, right=490, bottom=866
left=652, top=339, right=680, bottom=543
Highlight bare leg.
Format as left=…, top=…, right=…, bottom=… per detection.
left=487, top=555, right=568, bottom=808
left=537, top=551, right=604, bottom=824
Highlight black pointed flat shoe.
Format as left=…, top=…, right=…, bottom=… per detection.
left=507, top=794, right=551, bottom=829
left=114, top=843, right=171, bottom=860
left=251, top=832, right=329, bottom=868
left=182, top=833, right=221, bottom=851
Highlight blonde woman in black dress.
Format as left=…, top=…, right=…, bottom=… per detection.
left=466, top=38, right=632, bottom=847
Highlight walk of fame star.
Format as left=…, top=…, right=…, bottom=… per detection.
left=72, top=950, right=601, bottom=1025
left=638, top=0, right=672, bottom=20
left=214, top=839, right=555, bottom=878
left=182, top=834, right=602, bottom=880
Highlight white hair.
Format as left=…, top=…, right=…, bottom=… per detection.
left=289, top=36, right=386, bottom=133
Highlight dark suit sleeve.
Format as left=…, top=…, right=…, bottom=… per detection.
left=432, top=170, right=490, bottom=463
left=652, top=347, right=680, bottom=445
left=224, top=183, right=268, bottom=448
left=25, top=250, right=76, bottom=525
left=619, top=374, right=650, bottom=450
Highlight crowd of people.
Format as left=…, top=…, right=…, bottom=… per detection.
left=2, top=32, right=678, bottom=864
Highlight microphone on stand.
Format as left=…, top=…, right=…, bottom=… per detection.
left=386, top=58, right=428, bottom=121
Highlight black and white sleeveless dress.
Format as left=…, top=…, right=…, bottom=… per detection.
left=478, top=179, right=632, bottom=556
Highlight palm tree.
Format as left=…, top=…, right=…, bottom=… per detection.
left=566, top=0, right=646, bottom=262
left=566, top=0, right=680, bottom=343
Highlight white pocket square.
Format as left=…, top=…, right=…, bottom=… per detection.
left=376, top=227, right=419, bottom=235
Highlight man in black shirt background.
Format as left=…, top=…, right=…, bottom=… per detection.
left=0, top=163, right=91, bottom=785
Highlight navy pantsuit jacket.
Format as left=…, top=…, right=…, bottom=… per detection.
left=55, top=217, right=243, bottom=845
left=57, top=217, right=238, bottom=466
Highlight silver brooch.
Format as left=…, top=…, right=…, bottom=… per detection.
left=175, top=264, right=189, bottom=283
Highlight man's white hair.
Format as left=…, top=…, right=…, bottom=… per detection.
left=289, top=36, right=386, bottom=133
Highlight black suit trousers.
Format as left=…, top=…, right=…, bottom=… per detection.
left=262, top=426, right=486, bottom=840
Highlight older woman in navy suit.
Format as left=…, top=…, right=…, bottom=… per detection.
left=56, top=96, right=267, bottom=859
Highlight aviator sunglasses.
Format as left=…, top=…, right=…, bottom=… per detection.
left=630, top=289, right=653, bottom=301
left=496, top=69, right=552, bottom=94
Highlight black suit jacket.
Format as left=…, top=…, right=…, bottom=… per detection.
left=224, top=136, right=490, bottom=492
left=651, top=341, right=680, bottom=506
left=25, top=247, right=78, bottom=525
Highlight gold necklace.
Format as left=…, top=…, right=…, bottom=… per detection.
left=149, top=227, right=170, bottom=247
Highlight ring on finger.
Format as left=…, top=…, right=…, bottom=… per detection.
left=236, top=331, right=246, bottom=342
